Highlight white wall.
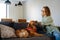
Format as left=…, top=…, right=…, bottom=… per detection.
left=23, top=0, right=60, bottom=26
left=9, top=2, right=23, bottom=22
left=23, top=0, right=42, bottom=22
left=7, top=0, right=60, bottom=26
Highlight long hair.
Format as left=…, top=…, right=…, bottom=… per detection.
left=43, top=6, right=51, bottom=16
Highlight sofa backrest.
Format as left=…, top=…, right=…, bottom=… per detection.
left=0, top=22, right=14, bottom=27
left=0, top=22, right=28, bottom=30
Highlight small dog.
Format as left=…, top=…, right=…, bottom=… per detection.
left=15, top=29, right=29, bottom=38
left=26, top=20, right=44, bottom=37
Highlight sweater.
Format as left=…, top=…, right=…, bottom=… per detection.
left=42, top=16, right=54, bottom=25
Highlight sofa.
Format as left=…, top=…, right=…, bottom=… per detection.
left=0, top=21, right=55, bottom=40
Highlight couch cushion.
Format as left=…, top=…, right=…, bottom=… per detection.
left=57, top=27, right=60, bottom=31
left=13, top=22, right=28, bottom=30
left=1, top=36, right=51, bottom=40
left=1, top=19, right=12, bottom=22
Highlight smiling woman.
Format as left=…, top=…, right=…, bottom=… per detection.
left=0, top=3, right=6, bottom=21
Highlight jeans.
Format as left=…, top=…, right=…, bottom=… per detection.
left=53, top=31, right=60, bottom=40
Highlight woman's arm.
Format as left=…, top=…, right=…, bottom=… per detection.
left=41, top=16, right=53, bottom=25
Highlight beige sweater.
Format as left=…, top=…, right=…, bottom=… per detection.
left=42, top=16, right=54, bottom=25
left=41, top=16, right=59, bottom=34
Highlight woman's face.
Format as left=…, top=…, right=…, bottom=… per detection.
left=41, top=8, right=46, bottom=17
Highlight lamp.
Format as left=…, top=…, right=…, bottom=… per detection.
left=5, top=0, right=11, bottom=4
left=15, top=1, right=22, bottom=6
left=18, top=1, right=22, bottom=5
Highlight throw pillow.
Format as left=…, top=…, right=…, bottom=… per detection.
left=0, top=24, right=16, bottom=38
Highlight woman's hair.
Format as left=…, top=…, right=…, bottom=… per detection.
left=43, top=6, right=51, bottom=16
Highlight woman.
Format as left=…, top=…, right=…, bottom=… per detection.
left=41, top=6, right=53, bottom=25
left=41, top=6, right=60, bottom=40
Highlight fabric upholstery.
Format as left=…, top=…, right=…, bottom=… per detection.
left=1, top=36, right=51, bottom=40
left=13, top=22, right=28, bottom=30
left=0, top=22, right=14, bottom=27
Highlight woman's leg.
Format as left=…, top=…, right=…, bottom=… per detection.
left=53, top=31, right=60, bottom=40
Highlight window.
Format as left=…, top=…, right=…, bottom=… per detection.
left=0, top=3, right=6, bottom=21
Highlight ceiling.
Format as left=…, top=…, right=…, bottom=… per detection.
left=1, top=0, right=26, bottom=1
left=0, top=0, right=27, bottom=4
left=12, top=0, right=26, bottom=1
